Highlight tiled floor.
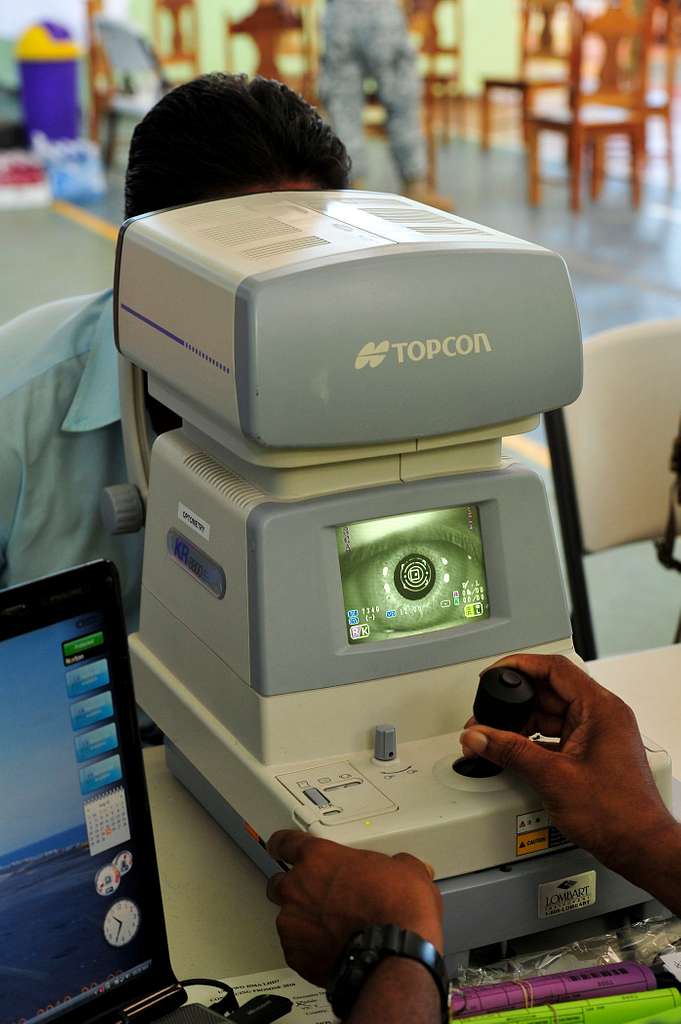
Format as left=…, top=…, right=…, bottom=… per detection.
left=1, top=105, right=679, bottom=657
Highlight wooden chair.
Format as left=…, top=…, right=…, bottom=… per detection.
left=279, top=0, right=319, bottom=101
left=153, top=0, right=199, bottom=82
left=396, top=0, right=462, bottom=189
left=644, top=0, right=681, bottom=175
left=408, top=0, right=464, bottom=143
left=526, top=3, right=654, bottom=211
left=86, top=0, right=113, bottom=142
left=225, top=1, right=314, bottom=100
left=481, top=0, right=573, bottom=149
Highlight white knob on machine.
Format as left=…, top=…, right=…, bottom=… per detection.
left=100, top=483, right=145, bottom=535
left=373, top=723, right=398, bottom=763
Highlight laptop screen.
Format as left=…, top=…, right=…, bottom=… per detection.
left=0, top=564, right=177, bottom=1024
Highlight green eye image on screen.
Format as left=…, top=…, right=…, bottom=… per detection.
left=337, top=505, right=490, bottom=645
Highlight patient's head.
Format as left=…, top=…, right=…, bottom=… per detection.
left=124, top=73, right=351, bottom=219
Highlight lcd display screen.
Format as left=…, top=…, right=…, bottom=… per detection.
left=0, top=610, right=152, bottom=1024
left=337, top=505, right=490, bottom=644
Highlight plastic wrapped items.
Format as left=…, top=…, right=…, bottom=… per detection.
left=457, top=932, right=625, bottom=988
left=0, top=151, right=51, bottom=209
left=457, top=917, right=681, bottom=990
left=32, top=133, right=106, bottom=202
left=618, top=918, right=681, bottom=967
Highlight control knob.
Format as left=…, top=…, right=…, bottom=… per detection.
left=454, top=666, right=536, bottom=778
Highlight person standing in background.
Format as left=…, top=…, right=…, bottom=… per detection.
left=319, top=0, right=453, bottom=210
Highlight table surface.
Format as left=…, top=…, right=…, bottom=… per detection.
left=144, top=644, right=681, bottom=982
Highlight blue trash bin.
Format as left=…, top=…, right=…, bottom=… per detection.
left=16, top=22, right=81, bottom=141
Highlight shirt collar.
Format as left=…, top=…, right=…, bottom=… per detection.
left=61, top=290, right=120, bottom=433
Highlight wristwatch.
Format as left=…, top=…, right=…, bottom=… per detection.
left=326, top=925, right=450, bottom=1024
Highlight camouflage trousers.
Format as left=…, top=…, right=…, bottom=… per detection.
left=319, top=0, right=427, bottom=183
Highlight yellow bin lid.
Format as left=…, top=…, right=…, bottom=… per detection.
left=16, top=22, right=81, bottom=62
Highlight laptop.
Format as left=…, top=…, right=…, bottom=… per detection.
left=0, top=561, right=226, bottom=1024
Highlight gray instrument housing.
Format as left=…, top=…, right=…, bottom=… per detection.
left=234, top=250, right=582, bottom=447
left=114, top=192, right=583, bottom=450
left=248, top=463, right=569, bottom=695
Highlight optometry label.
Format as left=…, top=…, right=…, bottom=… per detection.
left=538, top=870, right=597, bottom=919
left=178, top=502, right=211, bottom=541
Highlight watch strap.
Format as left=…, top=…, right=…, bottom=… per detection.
left=327, top=925, right=450, bottom=1023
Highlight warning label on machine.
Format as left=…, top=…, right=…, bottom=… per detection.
left=516, top=829, right=548, bottom=855
left=515, top=809, right=570, bottom=857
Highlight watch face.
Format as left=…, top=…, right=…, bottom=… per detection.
left=103, top=898, right=141, bottom=947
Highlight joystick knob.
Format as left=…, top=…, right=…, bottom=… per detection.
left=454, top=666, right=536, bottom=778
left=473, top=666, right=536, bottom=732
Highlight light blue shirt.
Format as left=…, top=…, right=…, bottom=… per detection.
left=0, top=289, right=144, bottom=624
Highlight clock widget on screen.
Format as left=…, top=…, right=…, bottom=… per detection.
left=103, top=899, right=140, bottom=947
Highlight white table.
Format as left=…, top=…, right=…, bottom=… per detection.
left=586, top=645, right=681, bottom=766
left=144, top=745, right=284, bottom=980
left=143, top=645, right=681, bottom=981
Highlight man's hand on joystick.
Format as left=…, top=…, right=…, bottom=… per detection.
left=459, top=654, right=678, bottom=879
left=453, top=665, right=536, bottom=777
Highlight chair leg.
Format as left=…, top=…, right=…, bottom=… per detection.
left=104, top=108, right=118, bottom=169
left=481, top=84, right=491, bottom=150
left=665, top=107, right=675, bottom=184
left=527, top=122, right=541, bottom=205
left=426, top=126, right=437, bottom=190
left=424, top=93, right=437, bottom=188
left=590, top=135, right=605, bottom=201
left=570, top=127, right=583, bottom=212
left=522, top=86, right=531, bottom=145
left=630, top=124, right=644, bottom=209
left=451, top=90, right=461, bottom=140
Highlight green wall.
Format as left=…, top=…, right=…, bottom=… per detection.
left=128, top=0, right=519, bottom=96
left=0, top=1, right=518, bottom=98
left=463, top=0, right=519, bottom=93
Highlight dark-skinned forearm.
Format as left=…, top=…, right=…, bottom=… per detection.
left=607, top=818, right=681, bottom=918
left=347, top=958, right=442, bottom=1024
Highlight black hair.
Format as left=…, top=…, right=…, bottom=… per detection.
left=124, top=73, right=351, bottom=218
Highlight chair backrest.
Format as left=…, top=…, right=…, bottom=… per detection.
left=569, top=3, right=654, bottom=114
left=408, top=0, right=463, bottom=89
left=95, top=16, right=161, bottom=81
left=153, top=0, right=199, bottom=79
left=522, top=0, right=573, bottom=73
left=226, top=1, right=303, bottom=83
left=563, top=319, right=681, bottom=552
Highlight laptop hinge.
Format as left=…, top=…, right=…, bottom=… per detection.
left=118, top=983, right=186, bottom=1024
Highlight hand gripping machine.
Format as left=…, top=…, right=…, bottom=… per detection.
left=111, top=191, right=673, bottom=971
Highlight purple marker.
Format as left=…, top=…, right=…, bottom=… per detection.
left=450, top=962, right=656, bottom=1018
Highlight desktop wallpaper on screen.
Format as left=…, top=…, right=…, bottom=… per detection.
left=0, top=612, right=148, bottom=1024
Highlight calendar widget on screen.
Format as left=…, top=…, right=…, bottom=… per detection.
left=84, top=786, right=131, bottom=856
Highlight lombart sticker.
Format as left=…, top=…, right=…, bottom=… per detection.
left=538, top=870, right=597, bottom=919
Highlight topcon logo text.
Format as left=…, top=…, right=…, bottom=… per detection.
left=354, top=334, right=492, bottom=370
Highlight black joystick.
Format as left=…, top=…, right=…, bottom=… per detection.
left=453, top=667, right=536, bottom=778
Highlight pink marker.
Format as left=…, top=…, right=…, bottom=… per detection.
left=450, top=962, right=657, bottom=1018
